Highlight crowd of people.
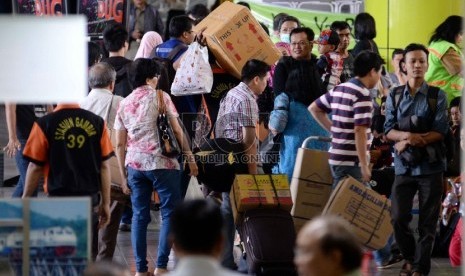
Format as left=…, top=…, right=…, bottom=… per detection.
left=2, top=0, right=464, bottom=275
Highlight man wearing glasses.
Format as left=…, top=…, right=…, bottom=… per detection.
left=273, top=27, right=323, bottom=104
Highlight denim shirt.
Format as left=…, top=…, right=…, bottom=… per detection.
left=384, top=82, right=448, bottom=176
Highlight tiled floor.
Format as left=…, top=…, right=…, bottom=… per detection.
left=0, top=147, right=461, bottom=276
left=0, top=184, right=461, bottom=276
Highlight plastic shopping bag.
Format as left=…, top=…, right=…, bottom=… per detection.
left=171, top=42, right=213, bottom=95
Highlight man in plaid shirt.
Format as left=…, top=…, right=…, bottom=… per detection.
left=215, top=59, right=271, bottom=270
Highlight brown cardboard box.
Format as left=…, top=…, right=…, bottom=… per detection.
left=194, top=2, right=280, bottom=79
left=293, top=217, right=309, bottom=234
left=323, top=176, right=392, bottom=250
left=290, top=149, right=333, bottom=226
left=230, top=174, right=293, bottom=224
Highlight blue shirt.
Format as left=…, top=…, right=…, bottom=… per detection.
left=384, top=82, right=448, bottom=176
left=154, top=38, right=187, bottom=62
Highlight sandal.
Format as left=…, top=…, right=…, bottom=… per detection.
left=399, top=262, right=412, bottom=276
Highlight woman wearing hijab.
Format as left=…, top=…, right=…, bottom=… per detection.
left=134, top=31, right=163, bottom=59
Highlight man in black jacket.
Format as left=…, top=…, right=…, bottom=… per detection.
left=102, top=23, right=133, bottom=98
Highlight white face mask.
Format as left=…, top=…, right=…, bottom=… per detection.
left=280, top=33, right=290, bottom=44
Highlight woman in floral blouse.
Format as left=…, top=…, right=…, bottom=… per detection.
left=114, top=58, right=198, bottom=276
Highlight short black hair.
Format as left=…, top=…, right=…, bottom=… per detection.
left=102, top=22, right=128, bottom=52
left=371, top=115, right=385, bottom=133
left=403, top=43, right=429, bottom=59
left=450, top=96, right=461, bottom=110
left=260, top=22, right=270, bottom=36
left=237, top=1, right=250, bottom=10
left=278, top=15, right=300, bottom=33
left=391, top=48, right=404, bottom=59
left=169, top=15, right=195, bottom=38
left=290, top=27, right=315, bottom=42
left=273, top=13, right=288, bottom=32
left=129, top=58, right=161, bottom=89
left=241, top=59, right=271, bottom=83
left=354, top=12, right=376, bottom=40
left=170, top=199, right=223, bottom=254
left=88, top=41, right=102, bottom=68
left=353, top=50, right=384, bottom=77
left=429, top=15, right=463, bottom=44
left=330, top=21, right=351, bottom=32
left=187, top=4, right=209, bottom=20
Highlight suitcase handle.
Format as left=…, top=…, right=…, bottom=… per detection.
left=301, top=136, right=331, bottom=148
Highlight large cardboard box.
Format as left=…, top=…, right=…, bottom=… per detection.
left=194, top=2, right=280, bottom=79
left=290, top=149, right=333, bottom=226
left=231, top=174, right=293, bottom=224
left=323, top=176, right=392, bottom=250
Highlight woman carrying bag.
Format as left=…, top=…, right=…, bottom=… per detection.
left=114, top=58, right=198, bottom=276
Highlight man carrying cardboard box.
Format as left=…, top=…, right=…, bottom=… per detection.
left=309, top=50, right=384, bottom=186
left=215, top=59, right=271, bottom=270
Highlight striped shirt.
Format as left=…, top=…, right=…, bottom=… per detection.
left=315, top=78, right=372, bottom=166
left=215, top=82, right=258, bottom=142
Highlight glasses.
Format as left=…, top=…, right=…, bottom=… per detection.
left=290, top=41, right=310, bottom=47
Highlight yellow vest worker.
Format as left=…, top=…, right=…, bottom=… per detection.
left=425, top=40, right=464, bottom=105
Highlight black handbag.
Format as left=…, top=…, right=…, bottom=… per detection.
left=157, top=90, right=181, bottom=158
left=194, top=138, right=248, bottom=192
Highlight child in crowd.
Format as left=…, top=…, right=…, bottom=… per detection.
left=316, top=29, right=342, bottom=91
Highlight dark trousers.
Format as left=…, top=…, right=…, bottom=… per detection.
left=96, top=199, right=126, bottom=261
left=391, top=172, right=443, bottom=275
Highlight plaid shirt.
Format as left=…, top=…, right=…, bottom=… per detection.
left=215, top=82, right=258, bottom=142
left=340, top=52, right=355, bottom=83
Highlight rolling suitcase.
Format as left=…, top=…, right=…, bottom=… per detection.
left=240, top=208, right=297, bottom=276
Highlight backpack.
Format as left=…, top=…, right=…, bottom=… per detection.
left=153, top=43, right=188, bottom=92
left=391, top=85, right=454, bottom=162
left=112, top=61, right=133, bottom=98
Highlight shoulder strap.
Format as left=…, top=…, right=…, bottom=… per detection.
left=156, top=89, right=166, bottom=115
left=426, top=85, right=440, bottom=116
left=105, top=95, right=114, bottom=124
left=392, top=85, right=405, bottom=110
left=166, top=43, right=188, bottom=61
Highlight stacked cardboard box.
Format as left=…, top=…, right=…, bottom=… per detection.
left=194, top=1, right=280, bottom=79
left=231, top=174, right=293, bottom=224
left=290, top=149, right=333, bottom=233
left=323, top=176, right=392, bottom=250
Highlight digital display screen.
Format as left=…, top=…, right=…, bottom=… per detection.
left=13, top=0, right=67, bottom=16
left=77, top=0, right=128, bottom=37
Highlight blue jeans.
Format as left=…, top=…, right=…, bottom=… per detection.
left=374, top=235, right=394, bottom=265
left=12, top=139, right=38, bottom=197
left=127, top=168, right=181, bottom=272
left=221, top=192, right=236, bottom=269
left=330, top=165, right=362, bottom=189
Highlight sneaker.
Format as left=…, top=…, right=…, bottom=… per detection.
left=377, top=254, right=404, bottom=269
left=119, top=223, right=131, bottom=232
